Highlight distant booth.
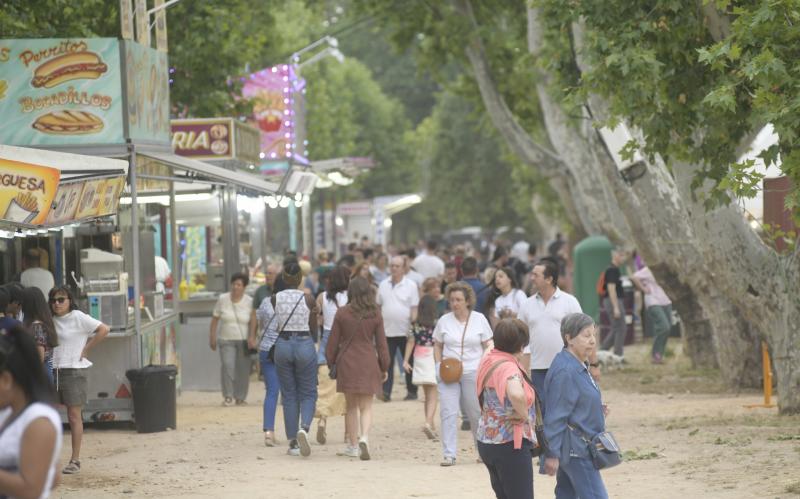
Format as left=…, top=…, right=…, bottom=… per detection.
left=169, top=118, right=283, bottom=391
left=0, top=37, right=278, bottom=420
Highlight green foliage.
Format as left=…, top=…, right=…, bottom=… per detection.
left=760, top=223, right=798, bottom=254
left=535, top=0, right=800, bottom=218
left=302, top=57, right=415, bottom=199
left=166, top=1, right=285, bottom=117
left=350, top=0, right=561, bottom=232
left=0, top=0, right=117, bottom=37
left=402, top=90, right=543, bottom=236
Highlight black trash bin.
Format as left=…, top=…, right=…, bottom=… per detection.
left=125, top=365, right=177, bottom=433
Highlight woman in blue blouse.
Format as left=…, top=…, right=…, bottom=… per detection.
left=543, top=313, right=609, bottom=499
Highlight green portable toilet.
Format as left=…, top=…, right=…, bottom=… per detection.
left=573, top=236, right=613, bottom=321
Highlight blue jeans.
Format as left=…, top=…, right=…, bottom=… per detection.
left=274, top=334, right=318, bottom=441
left=531, top=369, right=548, bottom=474
left=317, top=329, right=330, bottom=365
left=647, top=304, right=672, bottom=357
left=45, top=355, right=54, bottom=385
left=259, top=350, right=281, bottom=432
left=555, top=457, right=608, bottom=499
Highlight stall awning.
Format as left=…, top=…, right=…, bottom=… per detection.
left=141, top=152, right=280, bottom=195
left=0, top=145, right=128, bottom=229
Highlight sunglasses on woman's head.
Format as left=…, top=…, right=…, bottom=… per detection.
left=49, top=297, right=68, bottom=304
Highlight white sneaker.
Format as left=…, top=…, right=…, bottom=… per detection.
left=287, top=446, right=300, bottom=456
left=358, top=437, right=371, bottom=461
left=296, top=429, right=311, bottom=457
left=337, top=445, right=359, bottom=458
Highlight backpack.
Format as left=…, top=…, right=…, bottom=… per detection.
left=596, top=271, right=607, bottom=297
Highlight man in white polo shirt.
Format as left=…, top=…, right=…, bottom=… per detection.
left=412, top=240, right=445, bottom=279
left=377, top=255, right=419, bottom=401
left=518, top=257, right=583, bottom=401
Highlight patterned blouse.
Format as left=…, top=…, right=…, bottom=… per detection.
left=409, top=323, right=434, bottom=347
left=30, top=322, right=52, bottom=357
left=476, top=374, right=537, bottom=445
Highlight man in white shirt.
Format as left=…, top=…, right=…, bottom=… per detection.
left=20, top=249, right=55, bottom=299
left=518, top=257, right=583, bottom=401
left=412, top=240, right=445, bottom=279
left=404, top=254, right=425, bottom=288
left=377, top=256, right=419, bottom=401
left=154, top=255, right=171, bottom=294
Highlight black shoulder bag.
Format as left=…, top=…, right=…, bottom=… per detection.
left=568, top=424, right=622, bottom=470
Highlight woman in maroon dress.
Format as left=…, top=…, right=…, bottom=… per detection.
left=326, top=277, right=390, bottom=461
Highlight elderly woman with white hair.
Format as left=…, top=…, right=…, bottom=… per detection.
left=543, top=313, right=612, bottom=499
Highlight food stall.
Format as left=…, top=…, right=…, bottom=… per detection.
left=170, top=117, right=267, bottom=319
left=0, top=36, right=280, bottom=420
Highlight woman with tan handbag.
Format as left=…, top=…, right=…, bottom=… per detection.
left=433, top=281, right=493, bottom=466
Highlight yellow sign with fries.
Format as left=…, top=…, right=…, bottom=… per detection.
left=0, top=157, right=60, bottom=225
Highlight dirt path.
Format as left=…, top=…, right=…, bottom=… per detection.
left=57, top=345, right=800, bottom=498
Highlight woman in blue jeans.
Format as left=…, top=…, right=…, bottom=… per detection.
left=249, top=276, right=282, bottom=447
left=271, top=261, right=319, bottom=457
left=544, top=313, right=609, bottom=499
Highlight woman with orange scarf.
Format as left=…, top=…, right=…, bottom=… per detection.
left=475, top=318, right=536, bottom=499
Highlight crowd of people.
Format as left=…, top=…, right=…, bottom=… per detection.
left=0, top=235, right=668, bottom=498
left=225, top=235, right=656, bottom=498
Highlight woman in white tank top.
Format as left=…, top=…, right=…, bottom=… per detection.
left=313, top=266, right=350, bottom=446
left=0, top=326, right=63, bottom=499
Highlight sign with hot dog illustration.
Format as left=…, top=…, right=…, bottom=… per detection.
left=0, top=157, right=61, bottom=225
left=0, top=38, right=125, bottom=145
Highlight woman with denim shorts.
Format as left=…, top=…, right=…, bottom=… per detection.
left=271, top=261, right=318, bottom=457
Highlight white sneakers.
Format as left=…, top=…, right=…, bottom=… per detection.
left=358, top=437, right=371, bottom=461
left=296, top=429, right=311, bottom=457
left=337, top=437, right=371, bottom=460
left=337, top=445, right=360, bottom=458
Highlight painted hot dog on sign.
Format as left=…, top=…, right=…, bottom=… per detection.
left=0, top=38, right=125, bottom=146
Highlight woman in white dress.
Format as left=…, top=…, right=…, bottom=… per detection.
left=0, top=325, right=63, bottom=498
left=403, top=277, right=441, bottom=440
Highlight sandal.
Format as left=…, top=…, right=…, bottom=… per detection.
left=423, top=424, right=438, bottom=441
left=62, top=459, right=81, bottom=474
left=316, top=418, right=327, bottom=444
left=440, top=457, right=456, bottom=467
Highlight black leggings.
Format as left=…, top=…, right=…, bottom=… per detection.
left=477, top=439, right=534, bottom=499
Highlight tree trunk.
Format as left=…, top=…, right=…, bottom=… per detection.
left=450, top=0, right=592, bottom=237
left=673, top=162, right=800, bottom=411
left=525, top=9, right=767, bottom=385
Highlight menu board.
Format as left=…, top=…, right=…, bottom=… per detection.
left=44, top=180, right=83, bottom=224
left=44, top=175, right=126, bottom=226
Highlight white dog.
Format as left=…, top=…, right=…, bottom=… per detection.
left=596, top=350, right=625, bottom=370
